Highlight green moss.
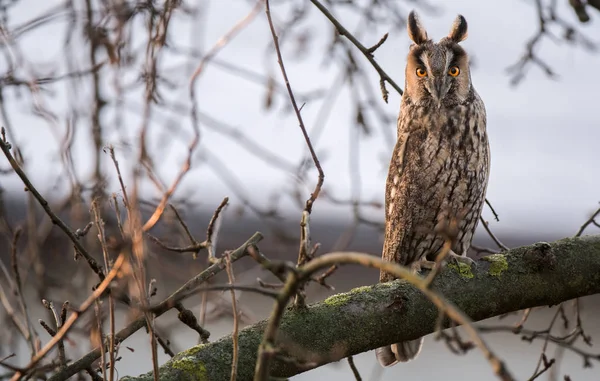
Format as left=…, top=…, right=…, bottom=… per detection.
left=181, top=344, right=206, bottom=357
left=323, top=285, right=372, bottom=306
left=170, top=346, right=208, bottom=381
left=324, top=292, right=351, bottom=306
left=482, top=254, right=508, bottom=277
left=279, top=284, right=385, bottom=359
left=351, top=285, right=372, bottom=293
left=376, top=281, right=395, bottom=290
left=447, top=262, right=474, bottom=278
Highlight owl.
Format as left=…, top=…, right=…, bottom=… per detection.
left=376, top=11, right=490, bottom=367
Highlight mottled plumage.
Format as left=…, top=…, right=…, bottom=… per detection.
left=376, top=11, right=490, bottom=367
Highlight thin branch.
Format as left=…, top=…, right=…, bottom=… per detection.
left=265, top=0, right=326, bottom=308
left=0, top=282, right=30, bottom=350
left=147, top=232, right=206, bottom=252
left=206, top=197, right=229, bottom=262
left=45, top=300, right=67, bottom=370
left=0, top=129, right=104, bottom=280
left=9, top=253, right=126, bottom=381
left=92, top=199, right=116, bottom=381
left=309, top=0, right=403, bottom=102
left=575, top=203, right=600, bottom=237
left=347, top=355, right=362, bottom=381
left=480, top=217, right=509, bottom=252
left=485, top=198, right=501, bottom=222
left=47, top=232, right=263, bottom=381
left=9, top=227, right=38, bottom=357
left=265, top=0, right=324, bottom=214
left=225, top=254, right=240, bottom=381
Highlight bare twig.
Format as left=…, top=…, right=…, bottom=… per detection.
left=108, top=146, right=131, bottom=210
left=47, top=232, right=263, bottom=381
left=265, top=1, right=324, bottom=215
left=509, top=0, right=596, bottom=85
left=309, top=0, right=403, bottom=102
left=528, top=354, right=555, bottom=381
left=485, top=198, right=501, bottom=222
left=0, top=128, right=104, bottom=280
left=92, top=200, right=116, bottom=381
left=8, top=227, right=38, bottom=357
left=147, top=197, right=229, bottom=261
left=206, top=197, right=229, bottom=262
left=10, top=253, right=126, bottom=381
left=347, top=355, right=362, bottom=381
left=225, top=254, right=240, bottom=381
left=471, top=244, right=499, bottom=256
left=480, top=217, right=509, bottom=252
left=265, top=0, right=326, bottom=308
left=44, top=300, right=67, bottom=370
left=154, top=284, right=280, bottom=306
left=575, top=203, right=600, bottom=237
left=94, top=300, right=107, bottom=381
left=246, top=244, right=333, bottom=291
left=0, top=282, right=30, bottom=345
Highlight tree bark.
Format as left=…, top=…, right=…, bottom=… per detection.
left=122, top=235, right=600, bottom=381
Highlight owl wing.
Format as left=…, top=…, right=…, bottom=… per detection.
left=381, top=129, right=412, bottom=282
left=381, top=126, right=442, bottom=282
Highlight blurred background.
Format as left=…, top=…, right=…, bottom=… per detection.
left=0, top=0, right=599, bottom=380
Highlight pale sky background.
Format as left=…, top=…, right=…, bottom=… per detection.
left=1, top=0, right=600, bottom=380
left=2, top=0, right=599, bottom=241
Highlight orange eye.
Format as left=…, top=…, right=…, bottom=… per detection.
left=416, top=68, right=427, bottom=77
left=448, top=66, right=460, bottom=77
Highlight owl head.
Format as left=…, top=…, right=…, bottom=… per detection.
left=404, top=11, right=473, bottom=107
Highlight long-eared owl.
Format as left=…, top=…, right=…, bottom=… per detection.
left=376, top=11, right=490, bottom=367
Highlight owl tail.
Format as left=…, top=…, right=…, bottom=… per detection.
left=375, top=337, right=424, bottom=367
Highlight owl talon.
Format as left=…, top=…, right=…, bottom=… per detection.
left=446, top=251, right=476, bottom=268
left=410, top=259, right=436, bottom=274
left=419, top=260, right=437, bottom=270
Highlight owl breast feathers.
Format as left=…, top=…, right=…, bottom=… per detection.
left=376, top=10, right=490, bottom=367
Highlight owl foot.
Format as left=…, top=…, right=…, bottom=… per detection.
left=422, top=251, right=476, bottom=287
left=445, top=251, right=476, bottom=268
left=410, top=259, right=436, bottom=274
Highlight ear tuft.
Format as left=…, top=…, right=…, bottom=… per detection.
left=448, top=14, right=468, bottom=42
left=407, top=11, right=428, bottom=44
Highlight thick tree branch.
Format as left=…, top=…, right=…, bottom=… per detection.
left=125, top=235, right=600, bottom=381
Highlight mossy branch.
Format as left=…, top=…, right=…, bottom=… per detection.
left=122, top=235, right=600, bottom=381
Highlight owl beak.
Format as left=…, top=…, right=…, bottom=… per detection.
left=431, top=79, right=445, bottom=107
